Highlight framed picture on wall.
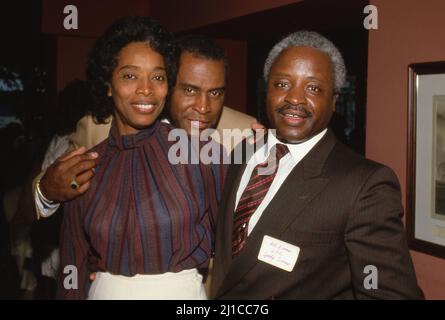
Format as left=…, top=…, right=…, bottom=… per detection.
left=407, top=61, right=445, bottom=259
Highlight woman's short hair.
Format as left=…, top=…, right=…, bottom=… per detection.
left=86, top=16, right=177, bottom=123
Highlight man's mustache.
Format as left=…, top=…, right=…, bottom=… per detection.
left=276, top=103, right=312, bottom=118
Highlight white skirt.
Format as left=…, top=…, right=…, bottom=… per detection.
left=87, top=269, right=207, bottom=300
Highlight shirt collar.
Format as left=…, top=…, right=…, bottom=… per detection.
left=108, top=120, right=161, bottom=150
left=265, top=128, right=328, bottom=163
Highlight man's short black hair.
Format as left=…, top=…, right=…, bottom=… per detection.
left=176, top=35, right=229, bottom=83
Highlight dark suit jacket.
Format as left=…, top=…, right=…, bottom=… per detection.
left=212, top=130, right=423, bottom=299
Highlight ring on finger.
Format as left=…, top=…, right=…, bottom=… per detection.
left=70, top=176, right=80, bottom=190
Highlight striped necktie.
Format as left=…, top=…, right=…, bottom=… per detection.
left=232, top=143, right=289, bottom=257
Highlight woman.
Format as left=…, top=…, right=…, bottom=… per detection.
left=58, top=17, right=223, bottom=299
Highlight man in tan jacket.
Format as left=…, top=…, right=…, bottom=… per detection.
left=34, top=35, right=256, bottom=218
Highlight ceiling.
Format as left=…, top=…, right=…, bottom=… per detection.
left=184, top=0, right=369, bottom=42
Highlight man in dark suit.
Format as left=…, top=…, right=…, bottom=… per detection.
left=211, top=31, right=423, bottom=299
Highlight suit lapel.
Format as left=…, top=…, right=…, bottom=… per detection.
left=219, top=161, right=247, bottom=268
left=217, top=130, right=338, bottom=297
left=215, top=138, right=262, bottom=283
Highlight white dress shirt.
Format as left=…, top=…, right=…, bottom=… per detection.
left=35, top=135, right=70, bottom=217
left=235, top=129, right=327, bottom=236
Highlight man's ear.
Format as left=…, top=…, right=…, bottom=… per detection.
left=107, top=84, right=112, bottom=97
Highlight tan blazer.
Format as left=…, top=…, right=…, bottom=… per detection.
left=69, top=115, right=111, bottom=151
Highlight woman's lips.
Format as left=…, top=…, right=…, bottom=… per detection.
left=131, top=103, right=157, bottom=114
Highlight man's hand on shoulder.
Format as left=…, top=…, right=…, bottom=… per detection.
left=248, top=119, right=266, bottom=144
left=40, top=146, right=98, bottom=202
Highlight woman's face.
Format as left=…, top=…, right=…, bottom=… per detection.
left=108, top=41, right=168, bottom=135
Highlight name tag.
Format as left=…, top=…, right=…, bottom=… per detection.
left=257, top=235, right=300, bottom=272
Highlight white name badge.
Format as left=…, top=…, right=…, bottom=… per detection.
left=257, top=235, right=300, bottom=272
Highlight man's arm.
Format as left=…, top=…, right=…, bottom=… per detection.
left=33, top=147, right=98, bottom=219
left=345, top=165, right=424, bottom=299
left=33, top=171, right=60, bottom=218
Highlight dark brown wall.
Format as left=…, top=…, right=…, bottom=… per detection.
left=151, top=0, right=301, bottom=32
left=43, top=0, right=151, bottom=91
left=367, top=0, right=445, bottom=299
left=215, top=39, right=247, bottom=113
left=56, top=36, right=95, bottom=90
left=42, top=0, right=250, bottom=110
left=42, top=0, right=150, bottom=37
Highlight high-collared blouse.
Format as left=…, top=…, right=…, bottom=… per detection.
left=58, top=120, right=226, bottom=299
